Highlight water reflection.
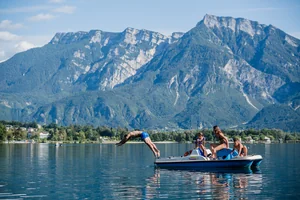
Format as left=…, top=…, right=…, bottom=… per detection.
left=234, top=175, right=248, bottom=189
left=143, top=167, right=262, bottom=199
left=143, top=168, right=161, bottom=199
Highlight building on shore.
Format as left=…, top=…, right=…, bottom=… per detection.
left=245, top=136, right=254, bottom=143
left=39, top=132, right=50, bottom=139
left=264, top=136, right=271, bottom=144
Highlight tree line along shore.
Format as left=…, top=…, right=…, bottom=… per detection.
left=0, top=121, right=299, bottom=143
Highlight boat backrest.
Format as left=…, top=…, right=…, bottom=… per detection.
left=189, top=149, right=208, bottom=160
left=216, top=148, right=238, bottom=160
left=190, top=149, right=200, bottom=156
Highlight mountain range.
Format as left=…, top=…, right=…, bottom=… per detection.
left=0, top=14, right=299, bottom=131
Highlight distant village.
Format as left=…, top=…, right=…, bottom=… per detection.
left=1, top=121, right=299, bottom=144
left=4, top=124, right=50, bottom=143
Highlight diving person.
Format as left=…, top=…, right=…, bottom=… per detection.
left=116, top=130, right=160, bottom=158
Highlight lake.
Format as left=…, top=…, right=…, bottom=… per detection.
left=0, top=143, right=300, bottom=199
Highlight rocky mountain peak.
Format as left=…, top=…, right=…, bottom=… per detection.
left=171, top=32, right=184, bottom=38
left=122, top=27, right=173, bottom=45
left=200, top=14, right=267, bottom=37
left=50, top=31, right=88, bottom=44
left=123, top=27, right=140, bottom=35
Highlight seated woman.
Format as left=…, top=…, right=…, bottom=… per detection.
left=210, top=126, right=229, bottom=159
left=232, top=137, right=248, bottom=157
left=195, top=132, right=208, bottom=157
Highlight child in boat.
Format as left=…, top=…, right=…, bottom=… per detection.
left=195, top=132, right=208, bottom=157
left=232, top=137, right=247, bottom=157
left=116, top=130, right=160, bottom=158
left=210, top=126, right=229, bottom=159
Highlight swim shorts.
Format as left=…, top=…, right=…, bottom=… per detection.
left=141, top=132, right=149, bottom=140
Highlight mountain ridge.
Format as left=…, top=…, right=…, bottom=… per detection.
left=0, top=14, right=299, bottom=131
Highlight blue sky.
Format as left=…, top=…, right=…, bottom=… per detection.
left=0, top=0, right=299, bottom=62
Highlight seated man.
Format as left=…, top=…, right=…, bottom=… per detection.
left=116, top=130, right=160, bottom=158
left=210, top=126, right=229, bottom=159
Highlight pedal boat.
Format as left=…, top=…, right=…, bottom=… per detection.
left=155, top=149, right=263, bottom=169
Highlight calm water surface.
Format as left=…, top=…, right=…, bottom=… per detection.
left=0, top=143, right=300, bottom=199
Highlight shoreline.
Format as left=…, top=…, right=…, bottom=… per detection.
left=1, top=140, right=299, bottom=144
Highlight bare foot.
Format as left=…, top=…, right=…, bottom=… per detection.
left=157, top=151, right=160, bottom=158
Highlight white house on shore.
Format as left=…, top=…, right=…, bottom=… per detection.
left=39, top=132, right=50, bottom=139
left=245, top=136, right=254, bottom=143
left=264, top=136, right=271, bottom=144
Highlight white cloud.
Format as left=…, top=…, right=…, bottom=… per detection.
left=53, top=6, right=76, bottom=14
left=0, top=5, right=51, bottom=14
left=0, top=50, right=5, bottom=57
left=0, top=20, right=23, bottom=30
left=49, top=0, right=64, bottom=3
left=0, top=34, right=53, bottom=62
left=28, top=13, right=56, bottom=21
left=0, top=31, right=21, bottom=41
left=14, top=41, right=36, bottom=53
left=0, top=50, right=6, bottom=63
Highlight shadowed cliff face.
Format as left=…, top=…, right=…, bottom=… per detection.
left=0, top=14, right=299, bottom=131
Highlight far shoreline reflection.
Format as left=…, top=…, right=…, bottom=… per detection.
left=144, top=167, right=262, bottom=199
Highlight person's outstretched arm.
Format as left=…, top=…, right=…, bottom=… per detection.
left=116, top=133, right=131, bottom=146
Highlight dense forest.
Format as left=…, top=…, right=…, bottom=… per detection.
left=0, top=121, right=299, bottom=143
